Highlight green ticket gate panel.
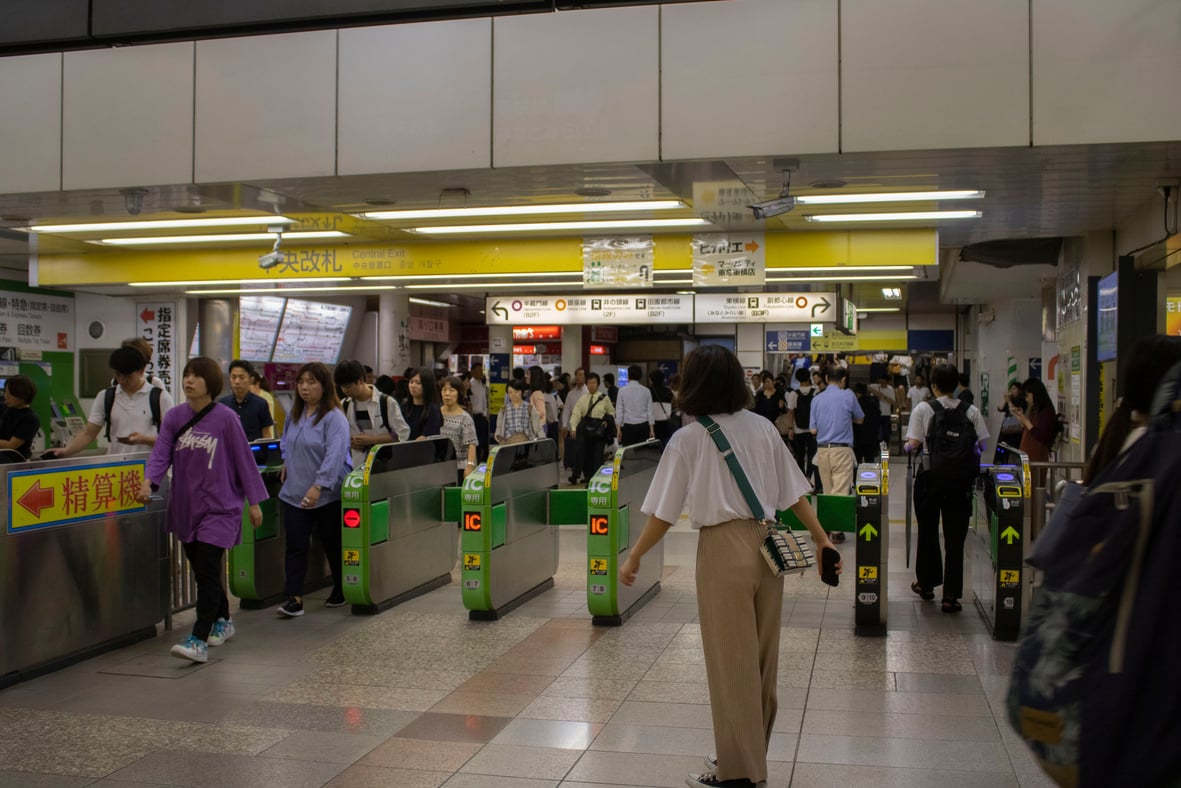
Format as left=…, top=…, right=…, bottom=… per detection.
left=340, top=437, right=457, bottom=614
left=854, top=449, right=889, bottom=636
left=969, top=463, right=1027, bottom=641
left=229, top=439, right=330, bottom=608
left=587, top=440, right=663, bottom=626
left=461, top=438, right=559, bottom=620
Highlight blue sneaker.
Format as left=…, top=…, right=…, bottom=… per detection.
left=170, top=635, right=208, bottom=663
left=207, top=618, right=235, bottom=647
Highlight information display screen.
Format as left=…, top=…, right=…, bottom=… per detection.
left=272, top=299, right=352, bottom=364
left=239, top=295, right=285, bottom=362
left=1096, top=271, right=1118, bottom=363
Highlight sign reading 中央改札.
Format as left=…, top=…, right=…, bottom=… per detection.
left=8, top=460, right=145, bottom=533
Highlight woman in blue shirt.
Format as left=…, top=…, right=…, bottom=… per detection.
left=276, top=362, right=351, bottom=618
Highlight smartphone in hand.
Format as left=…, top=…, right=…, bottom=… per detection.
left=116, top=436, right=133, bottom=444
left=821, top=546, right=841, bottom=587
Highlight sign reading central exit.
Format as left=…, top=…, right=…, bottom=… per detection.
left=8, top=460, right=145, bottom=533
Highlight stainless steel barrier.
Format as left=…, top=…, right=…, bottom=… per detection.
left=164, top=531, right=199, bottom=631
left=1027, top=461, right=1087, bottom=543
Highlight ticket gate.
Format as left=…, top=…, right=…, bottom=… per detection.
left=0, top=452, right=169, bottom=687
left=461, top=438, right=559, bottom=620
left=228, top=438, right=331, bottom=608
left=586, top=440, right=663, bottom=626
left=340, top=438, right=457, bottom=614
left=854, top=444, right=890, bottom=636
left=968, top=455, right=1030, bottom=641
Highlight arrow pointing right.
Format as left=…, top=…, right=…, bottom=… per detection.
left=491, top=301, right=508, bottom=321
left=811, top=297, right=832, bottom=318
left=859, top=523, right=878, bottom=541
left=1001, top=526, right=1021, bottom=544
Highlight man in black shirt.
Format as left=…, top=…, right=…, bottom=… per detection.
left=219, top=360, right=274, bottom=441
left=0, top=375, right=41, bottom=460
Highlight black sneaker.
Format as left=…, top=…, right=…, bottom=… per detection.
left=325, top=594, right=347, bottom=608
left=276, top=597, right=304, bottom=617
left=829, top=531, right=847, bottom=543
left=685, top=772, right=757, bottom=788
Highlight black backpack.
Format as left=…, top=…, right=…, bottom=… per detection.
left=792, top=389, right=814, bottom=430
left=922, top=399, right=978, bottom=483
left=103, top=385, right=163, bottom=441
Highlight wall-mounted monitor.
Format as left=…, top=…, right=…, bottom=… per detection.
left=271, top=299, right=352, bottom=364
left=1096, top=271, right=1118, bottom=363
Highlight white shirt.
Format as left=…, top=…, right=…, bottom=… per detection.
left=87, top=382, right=175, bottom=455
left=642, top=410, right=812, bottom=529
left=906, top=395, right=990, bottom=447
left=344, top=389, right=410, bottom=467
left=561, top=384, right=588, bottom=429
left=786, top=384, right=814, bottom=412
left=616, top=381, right=654, bottom=427
left=468, top=377, right=488, bottom=416
left=869, top=383, right=896, bottom=417
left=907, top=385, right=931, bottom=412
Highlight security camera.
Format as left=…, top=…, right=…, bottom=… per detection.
left=258, top=250, right=284, bottom=269
left=121, top=188, right=148, bottom=216
left=748, top=195, right=796, bottom=220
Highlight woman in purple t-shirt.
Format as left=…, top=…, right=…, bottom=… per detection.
left=140, top=357, right=268, bottom=664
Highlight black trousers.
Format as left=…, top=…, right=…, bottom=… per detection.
left=620, top=422, right=649, bottom=447
left=564, top=436, right=580, bottom=475
left=581, top=436, right=607, bottom=483
left=283, top=500, right=343, bottom=599
left=913, top=472, right=973, bottom=599
left=472, top=413, right=490, bottom=462
left=653, top=420, right=673, bottom=448
left=182, top=540, right=229, bottom=642
left=792, top=432, right=821, bottom=493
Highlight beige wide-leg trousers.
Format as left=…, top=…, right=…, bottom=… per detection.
left=696, top=519, right=784, bottom=783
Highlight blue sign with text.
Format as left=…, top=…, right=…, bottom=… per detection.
left=766, top=329, right=810, bottom=353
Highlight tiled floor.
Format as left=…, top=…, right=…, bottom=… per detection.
left=0, top=461, right=1055, bottom=787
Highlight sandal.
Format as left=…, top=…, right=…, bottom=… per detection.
left=911, top=581, right=934, bottom=601
left=941, top=598, right=962, bottom=613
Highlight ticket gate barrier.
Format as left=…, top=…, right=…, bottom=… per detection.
left=461, top=439, right=559, bottom=620
left=340, top=438, right=457, bottom=613
left=0, top=452, right=169, bottom=687
left=779, top=494, right=856, bottom=537
left=968, top=461, right=1028, bottom=641
left=854, top=444, right=890, bottom=636
left=228, top=439, right=331, bottom=608
left=586, top=440, right=663, bottom=626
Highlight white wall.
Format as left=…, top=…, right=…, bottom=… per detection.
left=974, top=298, right=1043, bottom=457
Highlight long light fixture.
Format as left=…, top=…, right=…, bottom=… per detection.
left=101, top=231, right=348, bottom=245
left=408, top=297, right=453, bottom=308
left=29, top=216, right=297, bottom=233
left=185, top=285, right=401, bottom=296
left=653, top=265, right=915, bottom=275
left=795, top=190, right=984, bottom=205
left=361, top=270, right=580, bottom=281
left=403, top=281, right=583, bottom=290
left=409, top=218, right=709, bottom=235
left=361, top=200, right=685, bottom=221
left=131, top=277, right=350, bottom=287
left=857, top=307, right=902, bottom=313
left=805, top=211, right=981, bottom=223
left=765, top=274, right=920, bottom=283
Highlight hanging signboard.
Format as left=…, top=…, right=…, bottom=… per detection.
left=765, top=329, right=811, bottom=353
left=409, top=316, right=449, bottom=342
left=512, top=326, right=562, bottom=341
left=135, top=301, right=178, bottom=401
left=692, top=233, right=765, bottom=287
left=694, top=293, right=836, bottom=324
left=0, top=289, right=73, bottom=353
left=486, top=295, right=692, bottom=325
left=582, top=236, right=654, bottom=288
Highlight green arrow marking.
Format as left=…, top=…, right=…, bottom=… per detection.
left=811, top=297, right=832, bottom=318
left=859, top=523, right=878, bottom=541
left=1001, top=526, right=1021, bottom=545
left=491, top=301, right=509, bottom=321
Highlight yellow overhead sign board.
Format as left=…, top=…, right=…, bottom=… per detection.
left=8, top=460, right=146, bottom=533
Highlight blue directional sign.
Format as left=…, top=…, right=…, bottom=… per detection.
left=766, top=329, right=811, bottom=353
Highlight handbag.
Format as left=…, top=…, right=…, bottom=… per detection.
left=774, top=412, right=793, bottom=436
left=580, top=394, right=609, bottom=439
left=698, top=416, right=814, bottom=577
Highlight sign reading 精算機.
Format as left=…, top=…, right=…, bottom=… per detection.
left=693, top=233, right=765, bottom=287
left=8, top=461, right=145, bottom=533
left=583, top=237, right=654, bottom=288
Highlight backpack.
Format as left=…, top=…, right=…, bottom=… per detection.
left=1006, top=361, right=1181, bottom=787
left=103, top=385, right=163, bottom=441
left=792, top=389, right=814, bottom=430
left=342, top=392, right=391, bottom=432
left=921, top=399, right=978, bottom=484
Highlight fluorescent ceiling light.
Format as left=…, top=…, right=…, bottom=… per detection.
left=795, top=190, right=984, bottom=205
left=362, top=270, right=580, bottom=281
left=131, top=277, right=350, bottom=287
left=30, top=216, right=297, bottom=233
left=185, top=285, right=401, bottom=295
left=408, top=297, right=452, bottom=308
left=881, top=287, right=902, bottom=299
left=101, top=231, right=348, bottom=245
left=769, top=265, right=914, bottom=273
left=804, top=211, right=982, bottom=223
left=857, top=307, right=902, bottom=313
left=403, top=281, right=583, bottom=290
left=409, top=218, right=709, bottom=235
left=361, top=200, right=685, bottom=221
left=765, top=275, right=920, bottom=283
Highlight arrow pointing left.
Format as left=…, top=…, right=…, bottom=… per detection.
left=140, top=308, right=156, bottom=323
left=491, top=301, right=509, bottom=321
left=18, top=480, right=54, bottom=518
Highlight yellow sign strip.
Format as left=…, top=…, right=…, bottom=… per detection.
left=8, top=460, right=146, bottom=532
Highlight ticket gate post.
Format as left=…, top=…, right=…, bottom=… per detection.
left=461, top=439, right=559, bottom=620
left=228, top=439, right=331, bottom=608
left=854, top=444, right=890, bottom=636
left=969, top=461, right=1028, bottom=641
left=586, top=441, right=663, bottom=626
left=340, top=438, right=457, bottom=614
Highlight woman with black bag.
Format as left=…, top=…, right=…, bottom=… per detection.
left=567, top=372, right=615, bottom=486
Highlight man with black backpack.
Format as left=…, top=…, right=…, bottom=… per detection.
left=904, top=364, right=988, bottom=613
left=786, top=368, right=820, bottom=493
left=335, top=360, right=410, bottom=469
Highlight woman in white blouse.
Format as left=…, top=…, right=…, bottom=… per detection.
left=620, top=345, right=840, bottom=788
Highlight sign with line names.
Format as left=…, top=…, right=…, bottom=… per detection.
left=485, top=295, right=692, bottom=325
left=694, top=293, right=836, bottom=324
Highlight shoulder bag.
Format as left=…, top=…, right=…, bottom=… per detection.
left=698, top=416, right=814, bottom=577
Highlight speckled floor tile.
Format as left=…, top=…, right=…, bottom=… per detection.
left=643, top=661, right=708, bottom=684
left=809, top=668, right=897, bottom=691
left=260, top=730, right=386, bottom=763
left=167, top=722, right=293, bottom=756
left=105, top=748, right=345, bottom=787
left=490, top=718, right=602, bottom=750
left=441, top=774, right=558, bottom=788
left=301, top=664, right=472, bottom=691
left=263, top=681, right=447, bottom=711
left=359, top=737, right=483, bottom=771
left=803, top=709, right=1002, bottom=741
left=459, top=743, right=582, bottom=779
left=542, top=676, right=639, bottom=700
left=806, top=688, right=994, bottom=717
left=394, top=712, right=513, bottom=743
left=323, top=765, right=449, bottom=788
left=789, top=762, right=1018, bottom=787
left=561, top=657, right=653, bottom=681
left=894, top=672, right=984, bottom=694
left=223, top=702, right=420, bottom=736
left=428, top=690, right=537, bottom=716
left=563, top=751, right=710, bottom=788
left=627, top=680, right=711, bottom=705
left=795, top=733, right=1012, bottom=772
left=519, top=695, right=624, bottom=723
left=0, top=771, right=92, bottom=787
left=454, top=671, right=555, bottom=695
left=0, top=712, right=170, bottom=778
left=483, top=654, right=577, bottom=676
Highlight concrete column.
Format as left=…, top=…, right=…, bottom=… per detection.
left=561, top=329, right=583, bottom=376
left=379, top=291, right=410, bottom=376
left=198, top=298, right=234, bottom=374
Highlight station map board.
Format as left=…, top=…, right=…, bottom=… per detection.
left=272, top=299, right=352, bottom=364
left=238, top=295, right=285, bottom=362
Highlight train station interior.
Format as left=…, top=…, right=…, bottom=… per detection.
left=0, top=1, right=1178, bottom=786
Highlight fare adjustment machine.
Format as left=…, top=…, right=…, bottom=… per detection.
left=854, top=445, right=890, bottom=636
left=229, top=439, right=331, bottom=607
left=586, top=441, right=663, bottom=625
left=461, top=439, right=559, bottom=620
left=340, top=438, right=457, bottom=613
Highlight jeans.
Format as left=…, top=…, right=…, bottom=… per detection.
left=283, top=500, right=343, bottom=599
left=182, top=540, right=229, bottom=642
left=913, top=472, right=973, bottom=599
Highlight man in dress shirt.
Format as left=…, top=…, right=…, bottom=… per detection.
left=809, top=367, right=864, bottom=542
left=616, top=365, right=654, bottom=446
left=468, top=361, right=490, bottom=462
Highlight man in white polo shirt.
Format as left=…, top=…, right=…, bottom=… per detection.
left=46, top=346, right=174, bottom=458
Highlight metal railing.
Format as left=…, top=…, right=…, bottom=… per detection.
left=1028, top=461, right=1087, bottom=542
left=164, top=532, right=199, bottom=631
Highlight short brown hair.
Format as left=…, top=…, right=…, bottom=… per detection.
left=122, top=337, right=153, bottom=362
left=290, top=362, right=340, bottom=425
left=182, top=357, right=223, bottom=399
left=676, top=345, right=749, bottom=417
left=5, top=374, right=35, bottom=405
